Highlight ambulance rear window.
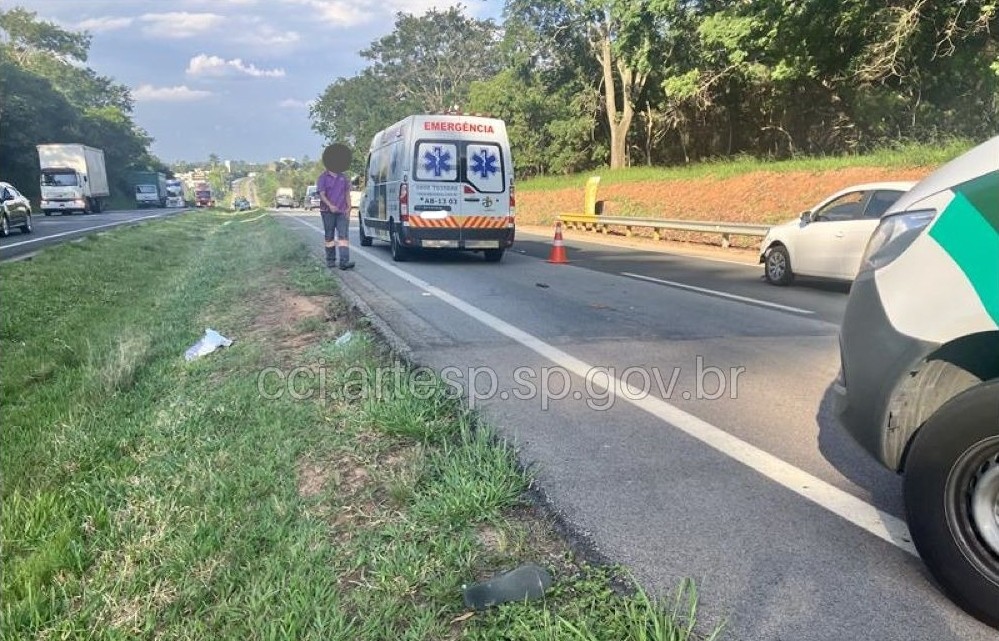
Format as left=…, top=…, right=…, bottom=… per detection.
left=414, top=140, right=505, bottom=193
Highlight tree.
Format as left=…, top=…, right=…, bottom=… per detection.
left=361, top=7, right=502, bottom=112
left=506, top=0, right=681, bottom=169
left=0, top=8, right=163, bottom=202
left=0, top=7, right=89, bottom=65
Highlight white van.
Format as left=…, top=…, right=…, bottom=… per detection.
left=358, top=114, right=515, bottom=262
left=835, top=135, right=999, bottom=627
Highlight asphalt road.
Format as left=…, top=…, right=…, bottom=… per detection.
left=280, top=211, right=994, bottom=641
left=0, top=208, right=188, bottom=262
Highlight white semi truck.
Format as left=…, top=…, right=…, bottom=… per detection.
left=36, top=144, right=110, bottom=215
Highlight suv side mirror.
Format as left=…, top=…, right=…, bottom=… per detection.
left=800, top=211, right=811, bottom=224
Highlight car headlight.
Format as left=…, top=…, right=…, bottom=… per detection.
left=859, top=209, right=936, bottom=272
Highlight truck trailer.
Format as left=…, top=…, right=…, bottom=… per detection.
left=36, top=144, right=110, bottom=215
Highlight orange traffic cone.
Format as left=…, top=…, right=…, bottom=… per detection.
left=547, top=221, right=569, bottom=264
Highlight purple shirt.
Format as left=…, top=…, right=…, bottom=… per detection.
left=317, top=170, right=350, bottom=213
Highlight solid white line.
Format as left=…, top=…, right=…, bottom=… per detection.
left=0, top=211, right=175, bottom=249
left=622, top=271, right=815, bottom=315
left=292, top=215, right=916, bottom=556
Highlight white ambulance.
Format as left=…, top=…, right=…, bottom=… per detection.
left=357, top=114, right=515, bottom=262
left=835, top=135, right=999, bottom=626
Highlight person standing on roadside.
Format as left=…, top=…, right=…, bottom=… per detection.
left=317, top=143, right=355, bottom=270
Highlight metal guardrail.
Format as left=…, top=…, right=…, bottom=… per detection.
left=557, top=214, right=770, bottom=248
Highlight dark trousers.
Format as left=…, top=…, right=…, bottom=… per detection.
left=321, top=210, right=350, bottom=265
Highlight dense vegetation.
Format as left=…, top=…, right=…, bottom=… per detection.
left=311, top=2, right=998, bottom=177
left=0, top=8, right=167, bottom=202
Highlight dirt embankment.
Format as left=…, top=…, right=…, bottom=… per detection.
left=518, top=167, right=934, bottom=227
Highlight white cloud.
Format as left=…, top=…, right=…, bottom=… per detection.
left=283, top=0, right=484, bottom=27
left=289, top=0, right=368, bottom=28
left=279, top=98, right=315, bottom=109
left=139, top=12, right=225, bottom=38
left=240, top=23, right=301, bottom=47
left=74, top=16, right=133, bottom=33
left=183, top=0, right=257, bottom=5
left=187, top=54, right=286, bottom=78
left=133, top=84, right=213, bottom=102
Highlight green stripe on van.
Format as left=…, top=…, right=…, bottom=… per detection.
left=929, top=189, right=999, bottom=325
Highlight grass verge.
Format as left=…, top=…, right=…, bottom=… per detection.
left=1, top=211, right=723, bottom=640
left=520, top=139, right=971, bottom=191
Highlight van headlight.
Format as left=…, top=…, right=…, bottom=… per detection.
left=859, top=209, right=936, bottom=272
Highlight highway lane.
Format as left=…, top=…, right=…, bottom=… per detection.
left=0, top=208, right=189, bottom=262
left=279, top=211, right=994, bottom=641
left=513, top=229, right=851, bottom=325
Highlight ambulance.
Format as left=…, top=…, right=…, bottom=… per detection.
left=834, top=135, right=999, bottom=626
left=357, top=114, right=515, bottom=262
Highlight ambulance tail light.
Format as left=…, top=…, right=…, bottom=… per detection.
left=507, top=181, right=516, bottom=226
left=399, top=181, right=409, bottom=222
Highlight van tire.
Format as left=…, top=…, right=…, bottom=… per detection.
left=359, top=213, right=373, bottom=247
left=390, top=227, right=409, bottom=262
left=483, top=249, right=504, bottom=263
left=903, top=379, right=999, bottom=628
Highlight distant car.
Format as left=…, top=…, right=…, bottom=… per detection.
left=304, top=185, right=320, bottom=211
left=759, top=182, right=916, bottom=285
left=233, top=197, right=251, bottom=211
left=0, top=181, right=33, bottom=236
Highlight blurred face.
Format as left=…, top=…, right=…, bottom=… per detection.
left=323, top=144, right=352, bottom=172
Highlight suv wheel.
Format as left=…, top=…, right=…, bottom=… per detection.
left=904, top=379, right=999, bottom=628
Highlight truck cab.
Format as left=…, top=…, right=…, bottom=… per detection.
left=40, top=168, right=91, bottom=214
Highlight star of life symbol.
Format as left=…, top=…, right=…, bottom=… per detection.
left=470, top=149, right=498, bottom=179
left=423, top=146, right=452, bottom=177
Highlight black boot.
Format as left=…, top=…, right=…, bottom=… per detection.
left=325, top=247, right=337, bottom=268
left=338, top=248, right=354, bottom=270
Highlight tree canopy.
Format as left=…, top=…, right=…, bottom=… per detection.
left=0, top=8, right=164, bottom=201
left=311, top=2, right=998, bottom=176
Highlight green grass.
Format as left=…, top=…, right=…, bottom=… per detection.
left=0, top=211, right=723, bottom=639
left=520, top=138, right=973, bottom=191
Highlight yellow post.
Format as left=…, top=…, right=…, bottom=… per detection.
left=583, top=176, right=601, bottom=216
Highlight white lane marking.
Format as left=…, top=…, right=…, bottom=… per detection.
left=622, top=271, right=815, bottom=315
left=0, top=212, right=176, bottom=249
left=292, top=215, right=917, bottom=556
left=518, top=229, right=763, bottom=268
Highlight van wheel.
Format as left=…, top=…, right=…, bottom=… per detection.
left=483, top=249, right=504, bottom=263
left=764, top=244, right=793, bottom=286
left=390, top=227, right=409, bottom=262
left=359, top=212, right=373, bottom=247
left=903, top=379, right=999, bottom=628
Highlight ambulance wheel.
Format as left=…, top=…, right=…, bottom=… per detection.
left=903, top=379, right=999, bottom=628
left=483, top=249, right=504, bottom=263
left=358, top=212, right=372, bottom=247
left=390, top=227, right=409, bottom=262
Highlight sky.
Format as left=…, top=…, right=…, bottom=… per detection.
left=13, top=1, right=502, bottom=164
